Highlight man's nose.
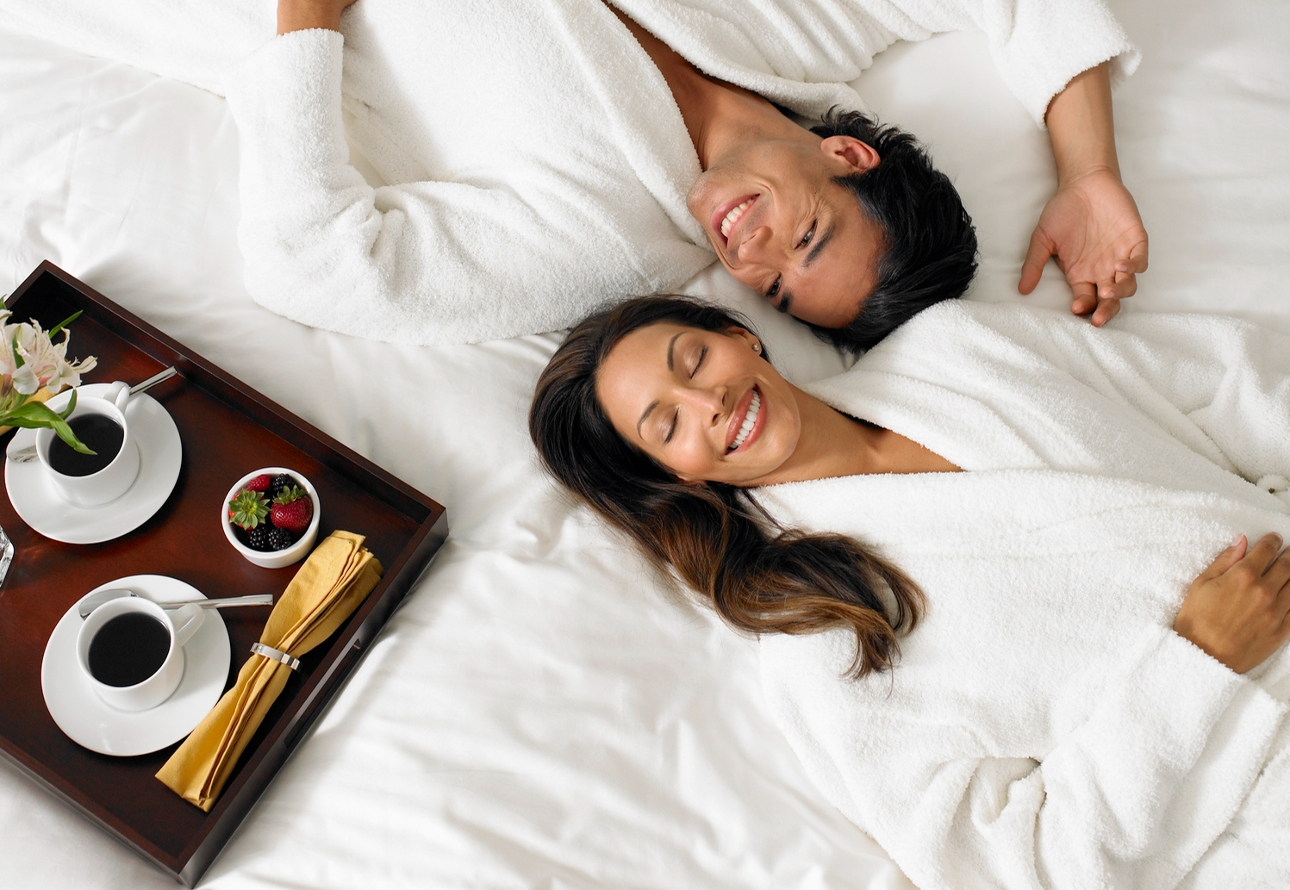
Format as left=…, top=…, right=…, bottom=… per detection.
left=734, top=224, right=775, bottom=266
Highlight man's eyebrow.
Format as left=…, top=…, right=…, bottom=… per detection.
left=637, top=331, right=686, bottom=435
left=777, top=223, right=836, bottom=313
left=804, top=222, right=835, bottom=269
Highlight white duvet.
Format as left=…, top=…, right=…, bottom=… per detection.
left=1, top=0, right=1289, bottom=887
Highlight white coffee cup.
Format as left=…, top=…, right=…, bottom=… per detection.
left=36, top=381, right=140, bottom=506
left=76, top=595, right=205, bottom=712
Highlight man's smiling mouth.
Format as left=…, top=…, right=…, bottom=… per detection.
left=712, top=194, right=759, bottom=246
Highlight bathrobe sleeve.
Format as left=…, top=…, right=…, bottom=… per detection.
left=762, top=623, right=1288, bottom=890
left=223, top=29, right=652, bottom=346
left=854, top=0, right=1138, bottom=124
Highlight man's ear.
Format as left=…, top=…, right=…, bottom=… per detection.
left=820, top=135, right=881, bottom=175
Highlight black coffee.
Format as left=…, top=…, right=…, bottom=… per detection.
left=48, top=414, right=123, bottom=477
left=87, top=612, right=171, bottom=687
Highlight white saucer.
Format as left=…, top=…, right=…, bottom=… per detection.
left=4, top=382, right=182, bottom=544
left=41, top=575, right=231, bottom=757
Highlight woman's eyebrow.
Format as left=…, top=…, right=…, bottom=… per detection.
left=637, top=399, right=659, bottom=437
left=666, top=330, right=684, bottom=371
left=638, top=331, right=687, bottom=436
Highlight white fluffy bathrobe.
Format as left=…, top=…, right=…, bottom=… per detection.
left=758, top=301, right=1290, bottom=889
left=1, top=0, right=1135, bottom=344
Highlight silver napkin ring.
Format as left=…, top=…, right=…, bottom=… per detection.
left=251, top=642, right=301, bottom=671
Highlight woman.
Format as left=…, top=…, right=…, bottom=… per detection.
left=529, top=295, right=1290, bottom=889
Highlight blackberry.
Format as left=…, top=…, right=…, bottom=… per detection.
left=247, top=525, right=273, bottom=552
left=266, top=527, right=298, bottom=551
left=269, top=474, right=297, bottom=499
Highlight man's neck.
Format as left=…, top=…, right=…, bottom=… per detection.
left=608, top=5, right=810, bottom=169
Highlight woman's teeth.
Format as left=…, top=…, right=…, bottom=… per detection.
left=729, top=389, right=761, bottom=452
left=720, top=200, right=754, bottom=239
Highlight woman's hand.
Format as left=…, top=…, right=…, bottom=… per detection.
left=277, top=0, right=358, bottom=35
left=1174, top=533, right=1290, bottom=673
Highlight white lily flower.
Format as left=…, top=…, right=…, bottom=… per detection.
left=13, top=320, right=96, bottom=395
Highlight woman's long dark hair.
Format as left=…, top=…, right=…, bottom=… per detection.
left=529, top=296, right=923, bottom=677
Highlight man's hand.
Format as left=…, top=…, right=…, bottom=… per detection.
left=278, top=0, right=358, bottom=35
left=1019, top=166, right=1148, bottom=326
left=1021, top=62, right=1148, bottom=327
left=1174, top=534, right=1290, bottom=674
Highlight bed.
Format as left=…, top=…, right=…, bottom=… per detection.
left=1, top=0, right=1287, bottom=886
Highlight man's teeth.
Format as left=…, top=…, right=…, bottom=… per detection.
left=729, top=389, right=761, bottom=451
left=720, top=200, right=753, bottom=239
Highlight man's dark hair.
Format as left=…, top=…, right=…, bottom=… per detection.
left=809, top=109, right=978, bottom=353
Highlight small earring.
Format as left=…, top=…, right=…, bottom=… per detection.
left=752, top=342, right=761, bottom=354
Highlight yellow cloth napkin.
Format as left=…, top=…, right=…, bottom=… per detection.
left=157, top=530, right=383, bottom=811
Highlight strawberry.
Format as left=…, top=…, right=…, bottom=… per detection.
left=228, top=489, right=269, bottom=529
left=244, top=474, right=273, bottom=493
left=270, top=485, right=314, bottom=534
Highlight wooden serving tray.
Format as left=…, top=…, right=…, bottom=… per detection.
left=0, top=262, right=448, bottom=886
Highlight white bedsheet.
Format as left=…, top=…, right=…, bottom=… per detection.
left=1, top=0, right=1288, bottom=887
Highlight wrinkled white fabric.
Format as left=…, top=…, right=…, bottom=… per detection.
left=0, top=0, right=1135, bottom=344
left=760, top=301, right=1290, bottom=890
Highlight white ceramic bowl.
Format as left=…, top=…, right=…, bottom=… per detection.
left=222, top=467, right=320, bottom=569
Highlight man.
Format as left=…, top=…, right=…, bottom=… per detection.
left=3, top=0, right=1147, bottom=346
left=267, top=0, right=1145, bottom=348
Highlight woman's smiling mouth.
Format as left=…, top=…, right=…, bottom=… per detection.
left=727, top=386, right=763, bottom=452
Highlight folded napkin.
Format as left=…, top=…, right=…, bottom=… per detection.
left=157, top=530, right=383, bottom=811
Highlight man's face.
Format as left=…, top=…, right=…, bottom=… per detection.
left=686, top=135, right=886, bottom=328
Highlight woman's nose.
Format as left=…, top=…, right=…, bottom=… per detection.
left=683, top=385, right=727, bottom=424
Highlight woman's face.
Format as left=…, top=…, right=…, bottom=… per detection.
left=596, top=322, right=802, bottom=486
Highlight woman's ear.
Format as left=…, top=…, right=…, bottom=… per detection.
left=725, top=326, right=762, bottom=355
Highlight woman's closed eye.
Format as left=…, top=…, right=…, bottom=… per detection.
left=690, top=346, right=707, bottom=377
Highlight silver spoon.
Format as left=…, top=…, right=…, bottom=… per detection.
left=7, top=366, right=178, bottom=464
left=78, top=589, right=273, bottom=619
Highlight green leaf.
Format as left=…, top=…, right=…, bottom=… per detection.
left=4, top=401, right=95, bottom=454
left=10, top=332, right=22, bottom=370
left=46, top=310, right=83, bottom=339
left=56, top=388, right=77, bottom=421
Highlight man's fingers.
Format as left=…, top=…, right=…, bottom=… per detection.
left=1069, top=280, right=1098, bottom=316
left=1090, top=296, right=1121, bottom=326
left=1098, top=273, right=1137, bottom=302
left=1018, top=229, right=1053, bottom=295
left=1125, top=238, right=1149, bottom=274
